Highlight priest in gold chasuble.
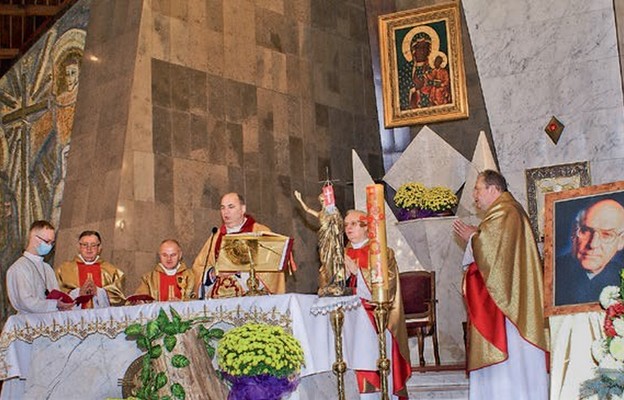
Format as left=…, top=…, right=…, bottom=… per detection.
left=133, top=239, right=195, bottom=302
left=453, top=170, right=549, bottom=400
left=55, top=231, right=125, bottom=308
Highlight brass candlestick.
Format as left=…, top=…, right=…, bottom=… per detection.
left=330, top=307, right=346, bottom=400
left=373, top=301, right=391, bottom=400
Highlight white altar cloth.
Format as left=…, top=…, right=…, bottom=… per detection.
left=0, top=294, right=376, bottom=399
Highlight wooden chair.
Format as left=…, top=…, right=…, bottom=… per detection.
left=399, top=270, right=441, bottom=367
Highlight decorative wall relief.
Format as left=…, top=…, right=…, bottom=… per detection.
left=0, top=0, right=91, bottom=324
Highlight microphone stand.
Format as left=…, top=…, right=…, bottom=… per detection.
left=200, top=227, right=218, bottom=299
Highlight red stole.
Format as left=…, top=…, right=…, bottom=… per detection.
left=158, top=272, right=182, bottom=301
left=464, top=262, right=507, bottom=358
left=346, top=244, right=369, bottom=294
left=213, top=216, right=257, bottom=261
left=77, top=262, right=103, bottom=287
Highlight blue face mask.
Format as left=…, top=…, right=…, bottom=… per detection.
left=36, top=242, right=53, bottom=256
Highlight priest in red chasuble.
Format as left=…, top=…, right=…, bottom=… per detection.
left=453, top=170, right=549, bottom=400
left=344, top=209, right=411, bottom=400
left=192, top=192, right=287, bottom=299
left=133, top=239, right=195, bottom=302
left=55, top=231, right=125, bottom=308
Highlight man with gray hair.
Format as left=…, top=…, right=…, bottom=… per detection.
left=555, top=198, right=624, bottom=305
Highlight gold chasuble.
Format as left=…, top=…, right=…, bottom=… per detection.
left=55, top=257, right=125, bottom=307
left=134, top=263, right=195, bottom=301
left=346, top=244, right=411, bottom=399
left=466, top=191, right=548, bottom=371
left=191, top=217, right=286, bottom=298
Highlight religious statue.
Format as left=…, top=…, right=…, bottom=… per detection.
left=294, top=186, right=350, bottom=296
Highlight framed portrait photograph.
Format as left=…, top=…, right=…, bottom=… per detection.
left=544, top=180, right=624, bottom=316
left=525, top=161, right=591, bottom=242
left=378, top=3, right=468, bottom=128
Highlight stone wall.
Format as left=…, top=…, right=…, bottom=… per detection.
left=55, top=0, right=384, bottom=295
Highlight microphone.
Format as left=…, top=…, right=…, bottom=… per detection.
left=200, top=227, right=219, bottom=299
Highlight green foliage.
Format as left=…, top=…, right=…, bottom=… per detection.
left=197, top=325, right=224, bottom=361
left=124, top=307, right=194, bottom=400
left=171, top=355, right=190, bottom=368
left=170, top=383, right=185, bottom=400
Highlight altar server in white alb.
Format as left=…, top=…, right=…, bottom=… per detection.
left=6, top=220, right=74, bottom=313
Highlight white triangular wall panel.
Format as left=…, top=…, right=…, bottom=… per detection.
left=457, top=131, right=498, bottom=225
left=383, top=126, right=470, bottom=193
left=352, top=150, right=423, bottom=271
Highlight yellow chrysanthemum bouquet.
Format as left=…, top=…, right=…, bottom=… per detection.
left=394, top=182, right=458, bottom=220
left=217, top=323, right=305, bottom=400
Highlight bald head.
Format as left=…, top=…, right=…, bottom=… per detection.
left=159, top=239, right=182, bottom=270
left=574, top=199, right=624, bottom=274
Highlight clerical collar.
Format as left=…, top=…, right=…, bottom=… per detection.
left=226, top=218, right=247, bottom=233
left=160, top=263, right=180, bottom=276
left=24, top=251, right=43, bottom=262
left=79, top=254, right=100, bottom=265
left=351, top=239, right=369, bottom=249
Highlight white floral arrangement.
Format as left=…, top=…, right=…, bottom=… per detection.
left=581, top=271, right=624, bottom=399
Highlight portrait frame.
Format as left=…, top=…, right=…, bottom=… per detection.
left=378, top=3, right=468, bottom=128
left=525, top=161, right=591, bottom=242
left=544, top=180, right=624, bottom=316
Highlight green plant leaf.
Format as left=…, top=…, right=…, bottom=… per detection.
left=164, top=335, right=177, bottom=352
left=170, top=307, right=182, bottom=326
left=171, top=382, right=185, bottom=400
left=171, top=354, right=190, bottom=368
left=179, top=321, right=191, bottom=333
left=155, top=371, right=168, bottom=390
left=163, top=323, right=178, bottom=336
left=156, top=308, right=170, bottom=327
left=149, top=344, right=163, bottom=359
left=206, top=345, right=215, bottom=360
left=146, top=321, right=161, bottom=340
left=137, top=336, right=150, bottom=351
left=208, top=328, right=224, bottom=339
left=125, top=323, right=143, bottom=337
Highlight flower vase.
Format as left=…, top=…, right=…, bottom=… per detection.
left=398, top=208, right=420, bottom=221
left=223, top=373, right=300, bottom=400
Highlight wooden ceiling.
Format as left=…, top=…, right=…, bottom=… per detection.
left=0, top=0, right=76, bottom=77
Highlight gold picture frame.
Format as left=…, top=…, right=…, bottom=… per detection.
left=378, top=3, right=468, bottom=128
left=544, top=180, right=624, bottom=316
left=525, top=161, right=591, bottom=242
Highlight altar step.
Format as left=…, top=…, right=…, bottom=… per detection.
left=407, top=370, right=469, bottom=400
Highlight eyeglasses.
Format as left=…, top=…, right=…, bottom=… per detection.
left=36, top=235, right=55, bottom=246
left=576, top=224, right=624, bottom=245
left=79, top=243, right=100, bottom=249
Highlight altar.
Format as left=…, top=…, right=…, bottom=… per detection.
left=0, top=294, right=382, bottom=399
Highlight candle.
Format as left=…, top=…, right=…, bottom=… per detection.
left=365, top=184, right=389, bottom=303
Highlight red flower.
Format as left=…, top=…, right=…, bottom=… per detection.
left=605, top=316, right=617, bottom=337
left=607, top=302, right=624, bottom=318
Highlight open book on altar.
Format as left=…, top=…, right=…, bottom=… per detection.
left=215, top=231, right=293, bottom=273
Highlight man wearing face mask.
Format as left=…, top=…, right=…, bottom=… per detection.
left=6, top=220, right=74, bottom=313
left=55, top=231, right=125, bottom=308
